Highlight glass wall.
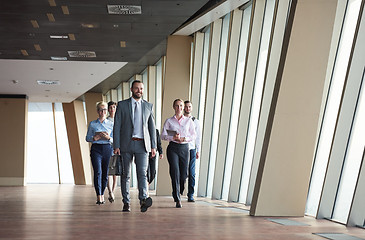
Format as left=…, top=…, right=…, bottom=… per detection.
left=305, top=0, right=362, bottom=218
left=198, top=26, right=211, bottom=121
left=332, top=72, right=365, bottom=223
left=222, top=5, right=252, bottom=200
left=206, top=13, right=231, bottom=197
left=142, top=69, right=148, bottom=101
left=239, top=0, right=276, bottom=204
left=117, top=84, right=123, bottom=101
left=27, top=102, right=74, bottom=184
left=155, top=58, right=164, bottom=131
left=54, top=103, right=74, bottom=184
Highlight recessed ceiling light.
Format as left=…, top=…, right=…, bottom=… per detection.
left=47, top=13, right=55, bottom=22
left=107, top=5, right=142, bottom=14
left=68, top=33, right=76, bottom=40
left=30, top=20, right=39, bottom=28
left=68, top=51, right=96, bottom=58
left=48, top=0, right=56, bottom=7
left=62, top=6, right=70, bottom=15
left=50, top=35, right=69, bottom=39
left=21, top=50, right=29, bottom=56
left=51, top=56, right=68, bottom=61
left=81, top=23, right=99, bottom=28
left=34, top=44, right=41, bottom=51
left=37, top=80, right=61, bottom=85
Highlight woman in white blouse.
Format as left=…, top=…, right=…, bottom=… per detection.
left=161, top=99, right=196, bottom=208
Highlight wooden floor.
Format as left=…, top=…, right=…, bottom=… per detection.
left=0, top=185, right=364, bottom=240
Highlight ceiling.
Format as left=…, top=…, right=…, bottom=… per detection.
left=0, top=0, right=211, bottom=102
left=0, top=59, right=126, bottom=102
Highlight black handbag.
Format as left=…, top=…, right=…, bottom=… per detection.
left=109, top=155, right=123, bottom=176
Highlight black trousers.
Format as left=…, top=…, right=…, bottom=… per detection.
left=166, top=142, right=189, bottom=202
left=90, top=144, right=113, bottom=196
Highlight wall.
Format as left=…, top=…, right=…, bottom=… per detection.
left=0, top=95, right=28, bottom=186
left=63, top=100, right=92, bottom=185
left=84, top=92, right=103, bottom=125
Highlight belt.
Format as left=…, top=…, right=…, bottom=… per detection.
left=169, top=141, right=188, bottom=146
left=132, top=137, right=144, bottom=141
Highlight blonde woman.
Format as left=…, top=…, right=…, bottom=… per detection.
left=86, top=102, right=113, bottom=205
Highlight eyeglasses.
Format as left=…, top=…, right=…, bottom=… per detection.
left=98, top=108, right=108, bottom=112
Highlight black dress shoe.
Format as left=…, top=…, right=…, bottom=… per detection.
left=140, top=197, right=153, bottom=212
left=176, top=201, right=182, bottom=208
left=122, top=203, right=130, bottom=212
left=96, top=201, right=105, bottom=205
left=188, top=198, right=195, bottom=202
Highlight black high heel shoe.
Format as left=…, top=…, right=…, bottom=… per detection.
left=96, top=201, right=105, bottom=205
left=108, top=192, right=115, bottom=203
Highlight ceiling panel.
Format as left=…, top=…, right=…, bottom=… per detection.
left=0, top=0, right=214, bottom=101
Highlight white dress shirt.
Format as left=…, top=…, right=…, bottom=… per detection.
left=131, top=98, right=143, bottom=139
left=161, top=115, right=196, bottom=144
left=188, top=117, right=201, bottom=152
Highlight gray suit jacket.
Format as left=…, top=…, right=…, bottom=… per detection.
left=113, top=97, right=156, bottom=153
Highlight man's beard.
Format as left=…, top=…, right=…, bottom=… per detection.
left=132, top=92, right=142, bottom=99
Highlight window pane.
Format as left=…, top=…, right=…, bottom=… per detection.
left=222, top=5, right=252, bottom=200
left=54, top=103, right=74, bottom=184
left=239, top=0, right=275, bottom=203
left=332, top=70, right=365, bottom=223
left=198, top=26, right=211, bottom=121
left=117, top=85, right=122, bottom=101
left=27, top=103, right=59, bottom=183
left=305, top=0, right=361, bottom=216
left=105, top=91, right=111, bottom=102
left=142, top=69, right=148, bottom=101
left=156, top=59, right=163, bottom=130
left=207, top=13, right=231, bottom=197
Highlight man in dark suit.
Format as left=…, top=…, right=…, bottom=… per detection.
left=113, top=80, right=156, bottom=212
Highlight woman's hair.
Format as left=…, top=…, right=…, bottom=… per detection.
left=173, top=98, right=184, bottom=107
left=96, top=101, right=108, bottom=111
left=108, top=101, right=116, bottom=108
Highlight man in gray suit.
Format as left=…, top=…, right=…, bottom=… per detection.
left=113, top=80, right=156, bottom=212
